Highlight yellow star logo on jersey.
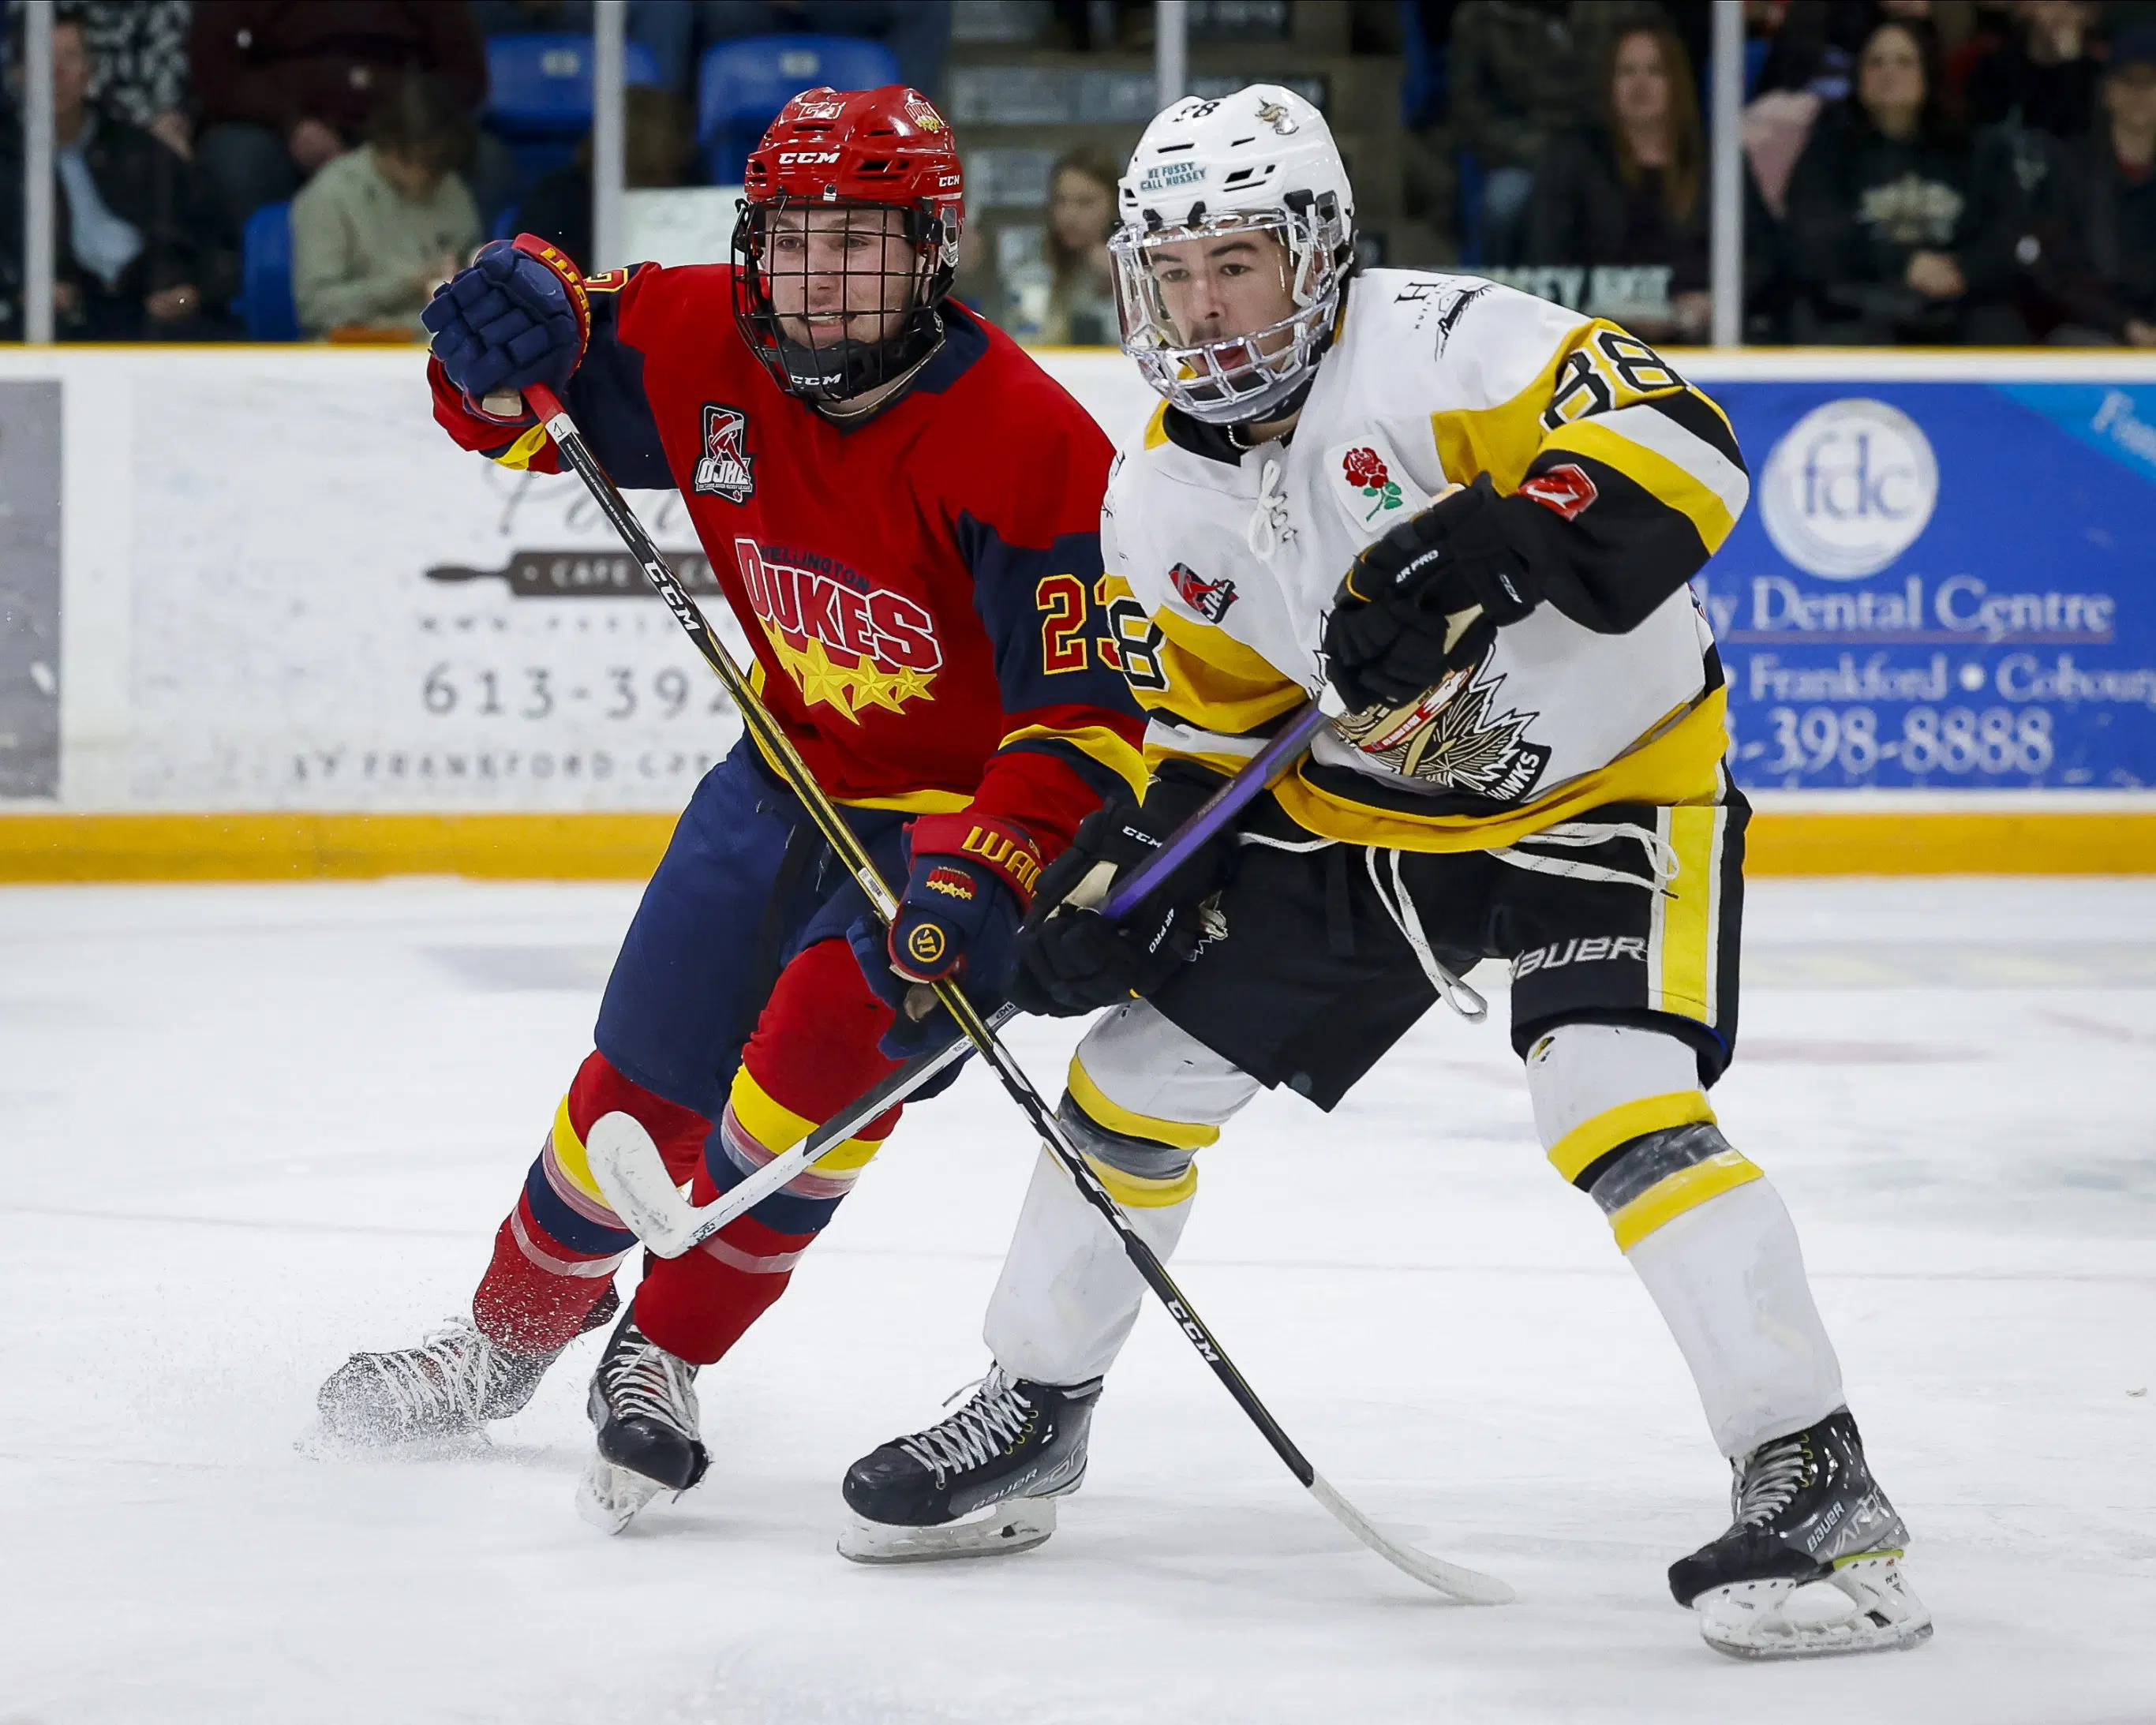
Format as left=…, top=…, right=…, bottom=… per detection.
left=757, top=621, right=937, bottom=722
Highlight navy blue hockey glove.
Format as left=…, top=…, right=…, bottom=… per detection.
left=846, top=813, right=1042, bottom=1057
left=421, top=234, right=590, bottom=406
left=1324, top=475, right=1543, bottom=711
left=1010, top=764, right=1233, bottom=1018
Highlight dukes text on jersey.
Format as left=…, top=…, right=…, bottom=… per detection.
left=733, top=539, right=942, bottom=720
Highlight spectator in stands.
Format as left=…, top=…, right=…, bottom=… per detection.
left=1784, top=17, right=2001, bottom=339
left=698, top=2, right=952, bottom=101
left=1965, top=0, right=2101, bottom=140
left=996, top=147, right=1118, bottom=346
left=189, top=1, right=490, bottom=235
left=1448, top=0, right=1665, bottom=267
left=1527, top=23, right=1711, bottom=341
left=515, top=84, right=697, bottom=271
left=0, top=13, right=234, bottom=339
left=58, top=1, right=196, bottom=161
left=2026, top=25, right=2156, bottom=342
left=290, top=70, right=479, bottom=337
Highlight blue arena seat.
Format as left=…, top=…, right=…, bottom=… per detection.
left=238, top=201, right=299, bottom=342
left=696, top=35, right=901, bottom=185
left=485, top=32, right=663, bottom=180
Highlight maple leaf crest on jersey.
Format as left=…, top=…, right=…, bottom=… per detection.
left=694, top=404, right=755, bottom=502
left=1335, top=665, right=1551, bottom=802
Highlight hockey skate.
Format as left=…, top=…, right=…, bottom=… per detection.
left=575, top=1307, right=709, bottom=1534
left=313, top=1289, right=614, bottom=1449
left=1670, top=1408, right=1932, bottom=1660
left=838, top=1368, right=1099, bottom=1562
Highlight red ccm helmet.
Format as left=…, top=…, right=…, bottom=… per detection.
left=732, top=85, right=966, bottom=402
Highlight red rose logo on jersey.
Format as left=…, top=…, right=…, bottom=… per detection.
left=1169, top=561, right=1237, bottom=623
left=734, top=539, right=941, bottom=720
left=1344, top=447, right=1403, bottom=521
left=694, top=404, right=756, bottom=503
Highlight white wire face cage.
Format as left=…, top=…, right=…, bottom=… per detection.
left=1109, top=205, right=1350, bottom=425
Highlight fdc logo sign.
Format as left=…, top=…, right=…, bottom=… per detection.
left=1757, top=399, right=1937, bottom=579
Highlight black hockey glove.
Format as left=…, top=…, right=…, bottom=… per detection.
left=1010, top=764, right=1233, bottom=1018
left=1323, top=475, right=1541, bottom=712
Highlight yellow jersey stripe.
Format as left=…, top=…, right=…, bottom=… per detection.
left=1068, top=1055, right=1222, bottom=1151
left=1276, top=688, right=1727, bottom=855
left=1148, top=610, right=1308, bottom=735
left=1000, top=721, right=1148, bottom=803
left=1653, top=806, right=1724, bottom=1022
left=1582, top=402, right=1751, bottom=526
left=1609, top=1149, right=1763, bottom=1252
left=1428, top=321, right=1586, bottom=489
left=1547, top=1089, right=1718, bottom=1184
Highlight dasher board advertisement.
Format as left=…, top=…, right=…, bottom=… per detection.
left=1705, top=383, right=2156, bottom=791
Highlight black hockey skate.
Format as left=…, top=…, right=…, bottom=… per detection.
left=1671, top=1408, right=1932, bottom=1660
left=837, top=1368, right=1099, bottom=1562
left=315, top=1286, right=617, bottom=1447
left=575, top=1305, right=708, bottom=1534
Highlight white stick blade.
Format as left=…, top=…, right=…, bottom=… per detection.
left=584, top=1110, right=698, bottom=1258
left=1306, top=1472, right=1515, bottom=1605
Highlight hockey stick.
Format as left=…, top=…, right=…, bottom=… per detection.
left=521, top=383, right=1511, bottom=1606
left=586, top=1004, right=1013, bottom=1257
left=588, top=712, right=1320, bottom=1257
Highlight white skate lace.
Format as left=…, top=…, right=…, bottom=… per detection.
left=896, top=1369, right=1033, bottom=1487
left=361, top=1322, right=496, bottom=1431
left=1733, top=1432, right=1814, bottom=1527
left=601, top=1328, right=699, bottom=1435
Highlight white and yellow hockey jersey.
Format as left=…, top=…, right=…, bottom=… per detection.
left=1099, top=271, right=1750, bottom=852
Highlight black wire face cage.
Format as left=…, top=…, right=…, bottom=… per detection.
left=732, top=196, right=955, bottom=403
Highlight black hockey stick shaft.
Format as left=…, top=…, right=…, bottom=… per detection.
left=523, top=385, right=1506, bottom=1601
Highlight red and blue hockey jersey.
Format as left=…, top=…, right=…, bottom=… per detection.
left=429, top=263, right=1145, bottom=855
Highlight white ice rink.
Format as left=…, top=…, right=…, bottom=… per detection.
left=2, top=875, right=2152, bottom=1723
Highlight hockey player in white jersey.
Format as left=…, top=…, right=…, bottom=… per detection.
left=839, top=86, right=1930, bottom=1662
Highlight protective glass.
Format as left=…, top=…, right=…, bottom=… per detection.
left=1109, top=209, right=1346, bottom=424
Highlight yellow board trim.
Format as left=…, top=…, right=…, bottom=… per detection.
left=1067, top=1056, right=1221, bottom=1152
left=7, top=809, right=2156, bottom=881
left=1548, top=1090, right=1716, bottom=1184
left=550, top=1096, right=608, bottom=1204
left=1610, top=1149, right=1764, bottom=1252
left=1084, top=1152, right=1199, bottom=1209
left=730, top=1068, right=885, bottom=1173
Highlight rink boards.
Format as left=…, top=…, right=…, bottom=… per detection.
left=2, top=342, right=2154, bottom=878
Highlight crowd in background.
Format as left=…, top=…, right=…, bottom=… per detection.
left=5, top=0, right=2156, bottom=346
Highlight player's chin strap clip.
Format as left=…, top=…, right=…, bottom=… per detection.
left=1364, top=846, right=1487, bottom=1022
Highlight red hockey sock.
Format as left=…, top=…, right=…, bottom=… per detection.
left=471, top=1050, right=712, bottom=1356
left=632, top=940, right=904, bottom=1364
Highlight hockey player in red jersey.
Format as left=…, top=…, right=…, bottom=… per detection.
left=316, top=86, right=1144, bottom=1532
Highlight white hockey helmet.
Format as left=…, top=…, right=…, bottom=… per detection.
left=1110, top=84, right=1356, bottom=425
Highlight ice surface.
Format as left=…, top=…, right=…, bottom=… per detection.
left=2, top=877, right=2152, bottom=1723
